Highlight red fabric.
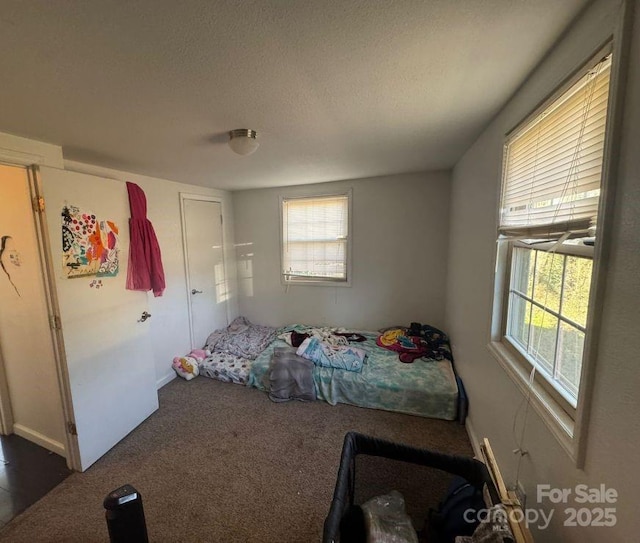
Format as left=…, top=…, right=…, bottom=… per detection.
left=125, top=182, right=166, bottom=297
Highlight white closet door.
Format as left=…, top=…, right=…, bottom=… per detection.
left=42, top=167, right=158, bottom=471
left=182, top=197, right=228, bottom=349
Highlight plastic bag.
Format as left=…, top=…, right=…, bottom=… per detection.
left=361, top=490, right=419, bottom=543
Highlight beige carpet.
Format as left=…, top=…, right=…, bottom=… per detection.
left=0, top=376, right=472, bottom=542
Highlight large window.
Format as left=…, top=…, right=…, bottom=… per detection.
left=281, top=192, right=351, bottom=284
left=496, top=51, right=612, bottom=414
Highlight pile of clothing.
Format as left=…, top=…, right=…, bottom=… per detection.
left=279, top=326, right=367, bottom=372
left=267, top=326, right=368, bottom=403
left=376, top=323, right=452, bottom=363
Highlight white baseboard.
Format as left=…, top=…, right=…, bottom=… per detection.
left=156, top=371, right=176, bottom=390
left=465, top=416, right=483, bottom=459
left=13, top=423, right=65, bottom=457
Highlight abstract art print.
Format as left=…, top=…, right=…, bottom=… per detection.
left=97, top=220, right=119, bottom=277
left=62, top=205, right=119, bottom=278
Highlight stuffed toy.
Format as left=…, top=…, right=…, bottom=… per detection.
left=172, top=355, right=199, bottom=380
left=188, top=349, right=208, bottom=362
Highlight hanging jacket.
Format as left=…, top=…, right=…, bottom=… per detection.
left=125, top=182, right=166, bottom=297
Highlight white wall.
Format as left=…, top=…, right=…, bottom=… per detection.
left=445, top=0, right=639, bottom=541
left=64, top=161, right=238, bottom=387
left=233, top=171, right=450, bottom=330
left=0, top=130, right=238, bottom=394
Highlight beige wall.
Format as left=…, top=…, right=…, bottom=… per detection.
left=0, top=164, right=65, bottom=454
left=233, top=171, right=450, bottom=330
left=445, top=0, right=639, bottom=540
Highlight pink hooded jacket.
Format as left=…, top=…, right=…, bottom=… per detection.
left=125, top=182, right=166, bottom=297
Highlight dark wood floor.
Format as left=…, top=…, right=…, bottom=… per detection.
left=0, top=434, right=72, bottom=528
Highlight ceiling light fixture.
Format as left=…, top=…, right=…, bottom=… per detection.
left=228, top=129, right=259, bottom=156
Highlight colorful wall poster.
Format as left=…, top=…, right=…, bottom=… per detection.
left=62, top=205, right=119, bottom=278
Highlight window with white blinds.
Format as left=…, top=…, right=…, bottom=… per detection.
left=281, top=193, right=350, bottom=282
left=499, top=54, right=611, bottom=239
left=493, top=49, right=616, bottom=418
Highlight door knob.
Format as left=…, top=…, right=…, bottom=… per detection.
left=137, top=311, right=151, bottom=322
left=191, top=289, right=203, bottom=295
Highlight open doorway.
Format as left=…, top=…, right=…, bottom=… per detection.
left=0, top=163, right=72, bottom=526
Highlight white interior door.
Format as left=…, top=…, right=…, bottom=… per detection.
left=41, top=167, right=158, bottom=471
left=182, top=197, right=228, bottom=349
left=0, top=164, right=66, bottom=453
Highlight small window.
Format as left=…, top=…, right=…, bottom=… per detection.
left=281, top=192, right=351, bottom=285
left=495, top=51, right=612, bottom=415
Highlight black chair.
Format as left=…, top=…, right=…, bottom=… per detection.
left=323, top=432, right=499, bottom=543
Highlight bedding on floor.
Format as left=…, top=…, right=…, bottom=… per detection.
left=197, top=316, right=277, bottom=385
left=199, top=352, right=252, bottom=385
left=204, top=316, right=277, bottom=360
left=198, top=318, right=460, bottom=420
left=247, top=328, right=459, bottom=420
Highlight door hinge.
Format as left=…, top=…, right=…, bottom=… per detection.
left=67, top=421, right=77, bottom=435
left=33, top=196, right=45, bottom=213
left=49, top=314, right=62, bottom=330
left=220, top=214, right=223, bottom=225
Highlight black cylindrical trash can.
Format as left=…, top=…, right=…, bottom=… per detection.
left=104, top=484, right=149, bottom=543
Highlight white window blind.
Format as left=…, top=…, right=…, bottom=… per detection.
left=282, top=194, right=349, bottom=281
left=499, top=54, right=612, bottom=238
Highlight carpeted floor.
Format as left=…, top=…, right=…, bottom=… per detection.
left=0, top=376, right=473, bottom=542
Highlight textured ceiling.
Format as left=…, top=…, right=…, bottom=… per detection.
left=0, top=0, right=588, bottom=190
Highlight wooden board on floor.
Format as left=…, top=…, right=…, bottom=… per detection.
left=481, top=438, right=535, bottom=543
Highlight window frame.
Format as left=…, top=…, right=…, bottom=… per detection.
left=500, top=240, right=593, bottom=418
left=279, top=189, right=353, bottom=287
left=489, top=36, right=629, bottom=466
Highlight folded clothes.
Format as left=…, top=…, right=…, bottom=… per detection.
left=296, top=337, right=366, bottom=372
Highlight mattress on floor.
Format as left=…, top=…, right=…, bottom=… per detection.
left=247, top=332, right=458, bottom=420
left=200, top=352, right=252, bottom=385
